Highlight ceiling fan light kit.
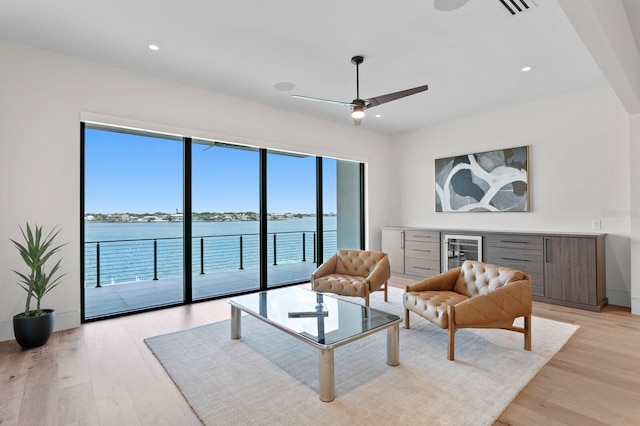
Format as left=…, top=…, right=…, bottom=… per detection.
left=351, top=107, right=365, bottom=119
left=293, top=55, right=428, bottom=126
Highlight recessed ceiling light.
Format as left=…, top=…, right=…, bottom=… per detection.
left=376, top=114, right=382, bottom=118
left=521, top=66, right=532, bottom=72
left=433, top=0, right=470, bottom=12
left=274, top=82, right=295, bottom=91
left=149, top=44, right=159, bottom=51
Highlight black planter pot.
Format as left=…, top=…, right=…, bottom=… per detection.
left=13, top=309, right=55, bottom=349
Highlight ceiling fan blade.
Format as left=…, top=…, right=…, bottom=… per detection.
left=292, top=95, right=353, bottom=107
left=364, top=85, right=429, bottom=109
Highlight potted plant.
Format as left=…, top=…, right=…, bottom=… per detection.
left=10, top=223, right=66, bottom=348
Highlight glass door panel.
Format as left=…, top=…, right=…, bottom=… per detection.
left=322, top=158, right=337, bottom=261
left=442, top=234, right=483, bottom=271
left=266, top=150, right=317, bottom=287
left=192, top=141, right=260, bottom=299
left=83, top=126, right=183, bottom=319
left=334, top=159, right=363, bottom=252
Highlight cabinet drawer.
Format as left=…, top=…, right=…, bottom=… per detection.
left=405, top=258, right=440, bottom=277
left=485, top=249, right=544, bottom=274
left=405, top=241, right=439, bottom=261
left=486, top=234, right=543, bottom=251
left=405, top=230, right=439, bottom=242
left=483, top=256, right=544, bottom=296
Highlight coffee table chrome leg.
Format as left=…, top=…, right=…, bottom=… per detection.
left=230, top=306, right=241, bottom=339
left=319, top=347, right=335, bottom=402
left=387, top=323, right=400, bottom=366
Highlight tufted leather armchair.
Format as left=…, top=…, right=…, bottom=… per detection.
left=404, top=260, right=532, bottom=360
left=311, top=249, right=391, bottom=306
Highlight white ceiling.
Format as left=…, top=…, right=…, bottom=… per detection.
left=0, top=0, right=628, bottom=135
left=622, top=0, right=640, bottom=57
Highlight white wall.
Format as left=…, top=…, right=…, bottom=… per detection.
left=630, top=113, right=640, bottom=313
left=0, top=40, right=392, bottom=342
left=558, top=0, right=640, bottom=315
left=388, top=85, right=632, bottom=307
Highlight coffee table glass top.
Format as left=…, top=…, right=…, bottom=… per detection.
left=228, top=286, right=400, bottom=347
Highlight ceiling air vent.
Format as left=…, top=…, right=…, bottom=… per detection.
left=498, top=0, right=537, bottom=15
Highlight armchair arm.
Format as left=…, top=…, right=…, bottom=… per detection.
left=311, top=253, right=338, bottom=281
left=405, top=267, right=460, bottom=293
left=365, top=255, right=391, bottom=292
left=453, top=278, right=532, bottom=326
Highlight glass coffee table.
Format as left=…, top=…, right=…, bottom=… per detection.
left=228, top=286, right=401, bottom=402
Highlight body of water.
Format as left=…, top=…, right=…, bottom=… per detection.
left=84, top=217, right=336, bottom=286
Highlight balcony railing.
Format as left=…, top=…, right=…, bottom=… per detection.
left=84, top=230, right=337, bottom=288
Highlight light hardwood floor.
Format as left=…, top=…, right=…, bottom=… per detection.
left=1, top=277, right=639, bottom=425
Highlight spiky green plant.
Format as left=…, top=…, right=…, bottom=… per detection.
left=10, top=223, right=66, bottom=318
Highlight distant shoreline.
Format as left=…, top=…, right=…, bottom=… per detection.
left=84, top=212, right=336, bottom=223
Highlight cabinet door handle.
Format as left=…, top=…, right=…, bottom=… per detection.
left=501, top=240, right=529, bottom=244
left=502, top=257, right=528, bottom=262
left=401, top=231, right=405, bottom=249
left=545, top=238, right=550, bottom=262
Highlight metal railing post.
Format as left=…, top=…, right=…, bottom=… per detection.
left=83, top=228, right=338, bottom=290
left=200, top=238, right=205, bottom=275
left=153, top=239, right=158, bottom=280
left=302, top=232, right=306, bottom=262
left=96, top=242, right=101, bottom=288
left=273, top=234, right=277, bottom=265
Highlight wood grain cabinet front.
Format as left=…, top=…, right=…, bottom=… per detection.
left=485, top=234, right=545, bottom=297
left=381, top=227, right=606, bottom=311
left=543, top=235, right=606, bottom=311
left=381, top=228, right=405, bottom=274
left=404, top=230, right=440, bottom=278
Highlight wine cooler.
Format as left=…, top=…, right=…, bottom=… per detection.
left=442, top=234, right=482, bottom=271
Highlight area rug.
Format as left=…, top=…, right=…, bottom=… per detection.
left=145, top=288, right=579, bottom=425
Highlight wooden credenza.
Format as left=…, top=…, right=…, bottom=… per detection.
left=381, top=227, right=440, bottom=279
left=381, top=227, right=607, bottom=312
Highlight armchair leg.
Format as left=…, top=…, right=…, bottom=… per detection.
left=384, top=281, right=388, bottom=302
left=404, top=309, right=410, bottom=329
left=447, top=305, right=455, bottom=361
left=364, top=293, right=370, bottom=307
left=524, top=315, right=532, bottom=351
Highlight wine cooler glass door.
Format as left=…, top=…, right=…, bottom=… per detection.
left=442, top=235, right=482, bottom=271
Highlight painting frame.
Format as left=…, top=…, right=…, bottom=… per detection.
left=435, top=145, right=529, bottom=212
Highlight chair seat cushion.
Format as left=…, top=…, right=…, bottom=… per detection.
left=403, top=291, right=469, bottom=328
left=312, top=274, right=366, bottom=298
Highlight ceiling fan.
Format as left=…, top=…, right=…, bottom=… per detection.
left=292, top=55, right=428, bottom=126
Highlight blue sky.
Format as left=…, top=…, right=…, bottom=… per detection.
left=84, top=128, right=336, bottom=214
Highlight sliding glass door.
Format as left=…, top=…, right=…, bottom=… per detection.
left=266, top=150, right=318, bottom=288
left=191, top=141, right=260, bottom=299
left=83, top=126, right=184, bottom=319
left=321, top=158, right=363, bottom=261
left=82, top=124, right=365, bottom=321
left=335, top=159, right=364, bottom=250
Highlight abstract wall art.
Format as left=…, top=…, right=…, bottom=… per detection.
left=435, top=146, right=529, bottom=212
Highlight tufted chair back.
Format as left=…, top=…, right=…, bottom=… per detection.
left=335, top=249, right=386, bottom=276
left=453, top=260, right=526, bottom=297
